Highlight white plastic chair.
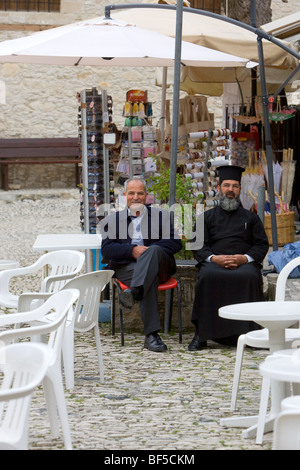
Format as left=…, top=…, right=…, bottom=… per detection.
left=18, top=270, right=114, bottom=390
left=0, top=250, right=85, bottom=309
left=256, top=347, right=300, bottom=444
left=230, top=256, right=300, bottom=412
left=273, top=410, right=300, bottom=450
left=61, top=270, right=114, bottom=390
left=0, top=289, right=80, bottom=450
left=0, top=343, right=50, bottom=450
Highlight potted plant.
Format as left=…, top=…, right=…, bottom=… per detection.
left=146, top=157, right=203, bottom=259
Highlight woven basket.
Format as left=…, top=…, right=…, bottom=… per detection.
left=264, top=211, right=295, bottom=246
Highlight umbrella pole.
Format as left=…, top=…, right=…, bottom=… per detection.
left=160, top=66, right=168, bottom=152
left=257, top=36, right=278, bottom=250
left=169, top=0, right=183, bottom=208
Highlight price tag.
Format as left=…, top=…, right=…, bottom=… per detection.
left=104, top=133, right=116, bottom=145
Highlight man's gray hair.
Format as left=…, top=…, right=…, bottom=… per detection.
left=124, top=177, right=147, bottom=193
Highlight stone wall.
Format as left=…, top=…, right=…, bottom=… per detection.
left=3, top=162, right=78, bottom=190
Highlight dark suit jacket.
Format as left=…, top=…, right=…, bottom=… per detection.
left=100, top=206, right=182, bottom=270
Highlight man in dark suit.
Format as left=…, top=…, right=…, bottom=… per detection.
left=100, top=177, right=182, bottom=352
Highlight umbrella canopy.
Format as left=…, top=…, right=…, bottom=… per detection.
left=0, top=17, right=255, bottom=68
left=112, top=7, right=297, bottom=68
left=112, top=5, right=299, bottom=95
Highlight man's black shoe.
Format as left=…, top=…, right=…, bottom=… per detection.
left=119, top=289, right=134, bottom=309
left=144, top=333, right=167, bottom=352
left=188, top=334, right=207, bottom=351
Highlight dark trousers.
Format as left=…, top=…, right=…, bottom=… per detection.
left=115, top=245, right=175, bottom=335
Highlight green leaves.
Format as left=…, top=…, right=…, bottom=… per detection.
left=146, top=158, right=195, bottom=205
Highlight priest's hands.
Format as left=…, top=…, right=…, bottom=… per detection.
left=211, top=254, right=248, bottom=269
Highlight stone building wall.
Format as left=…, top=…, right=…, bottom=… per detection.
left=0, top=0, right=299, bottom=189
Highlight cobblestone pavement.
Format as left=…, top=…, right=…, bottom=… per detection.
left=27, top=327, right=273, bottom=451
left=1, top=188, right=297, bottom=451
left=42, top=328, right=280, bottom=450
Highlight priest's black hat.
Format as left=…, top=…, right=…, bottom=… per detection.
left=217, top=165, right=245, bottom=184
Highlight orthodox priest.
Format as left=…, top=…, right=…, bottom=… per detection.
left=188, top=165, right=269, bottom=351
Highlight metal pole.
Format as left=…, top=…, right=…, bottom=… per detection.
left=257, top=36, right=278, bottom=249
left=250, top=0, right=256, bottom=27
left=168, top=0, right=183, bottom=208
left=160, top=66, right=168, bottom=152
left=250, top=0, right=257, bottom=111
left=272, top=64, right=300, bottom=101
left=257, top=185, right=265, bottom=224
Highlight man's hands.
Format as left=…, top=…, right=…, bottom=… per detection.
left=132, top=245, right=148, bottom=259
left=211, top=254, right=248, bottom=269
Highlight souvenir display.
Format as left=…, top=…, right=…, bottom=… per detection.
left=184, top=128, right=231, bottom=206
left=77, top=87, right=114, bottom=234
left=117, top=90, right=157, bottom=178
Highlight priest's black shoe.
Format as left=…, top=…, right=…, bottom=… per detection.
left=144, top=333, right=167, bottom=352
left=188, top=334, right=207, bottom=351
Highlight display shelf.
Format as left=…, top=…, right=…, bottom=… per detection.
left=183, top=128, right=231, bottom=206
left=78, top=87, right=114, bottom=234
left=117, top=90, right=158, bottom=179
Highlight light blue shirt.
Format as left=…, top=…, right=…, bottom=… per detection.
left=128, top=207, right=146, bottom=246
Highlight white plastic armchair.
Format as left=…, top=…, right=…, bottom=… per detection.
left=0, top=288, right=80, bottom=450
left=18, top=270, right=115, bottom=390
left=230, top=255, right=300, bottom=412
left=61, top=270, right=114, bottom=389
left=0, top=250, right=85, bottom=309
left=273, top=409, right=300, bottom=450
left=0, top=342, right=50, bottom=450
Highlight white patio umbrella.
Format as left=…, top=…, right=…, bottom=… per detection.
left=0, top=16, right=255, bottom=233
left=0, top=17, right=255, bottom=68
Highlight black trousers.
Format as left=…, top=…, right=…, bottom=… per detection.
left=115, top=245, right=175, bottom=335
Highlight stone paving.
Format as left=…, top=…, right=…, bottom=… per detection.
left=28, top=327, right=273, bottom=451
left=1, top=188, right=300, bottom=451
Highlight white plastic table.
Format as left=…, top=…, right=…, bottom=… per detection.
left=33, top=234, right=102, bottom=272
left=219, top=301, right=300, bottom=440
left=0, top=260, right=19, bottom=271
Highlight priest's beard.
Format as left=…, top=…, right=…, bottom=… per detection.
left=219, top=193, right=240, bottom=212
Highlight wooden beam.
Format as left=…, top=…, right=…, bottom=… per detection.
left=0, top=23, right=58, bottom=31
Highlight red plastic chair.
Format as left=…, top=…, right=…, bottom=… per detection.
left=112, top=277, right=182, bottom=346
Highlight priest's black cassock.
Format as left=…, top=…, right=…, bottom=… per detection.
left=191, top=205, right=269, bottom=342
